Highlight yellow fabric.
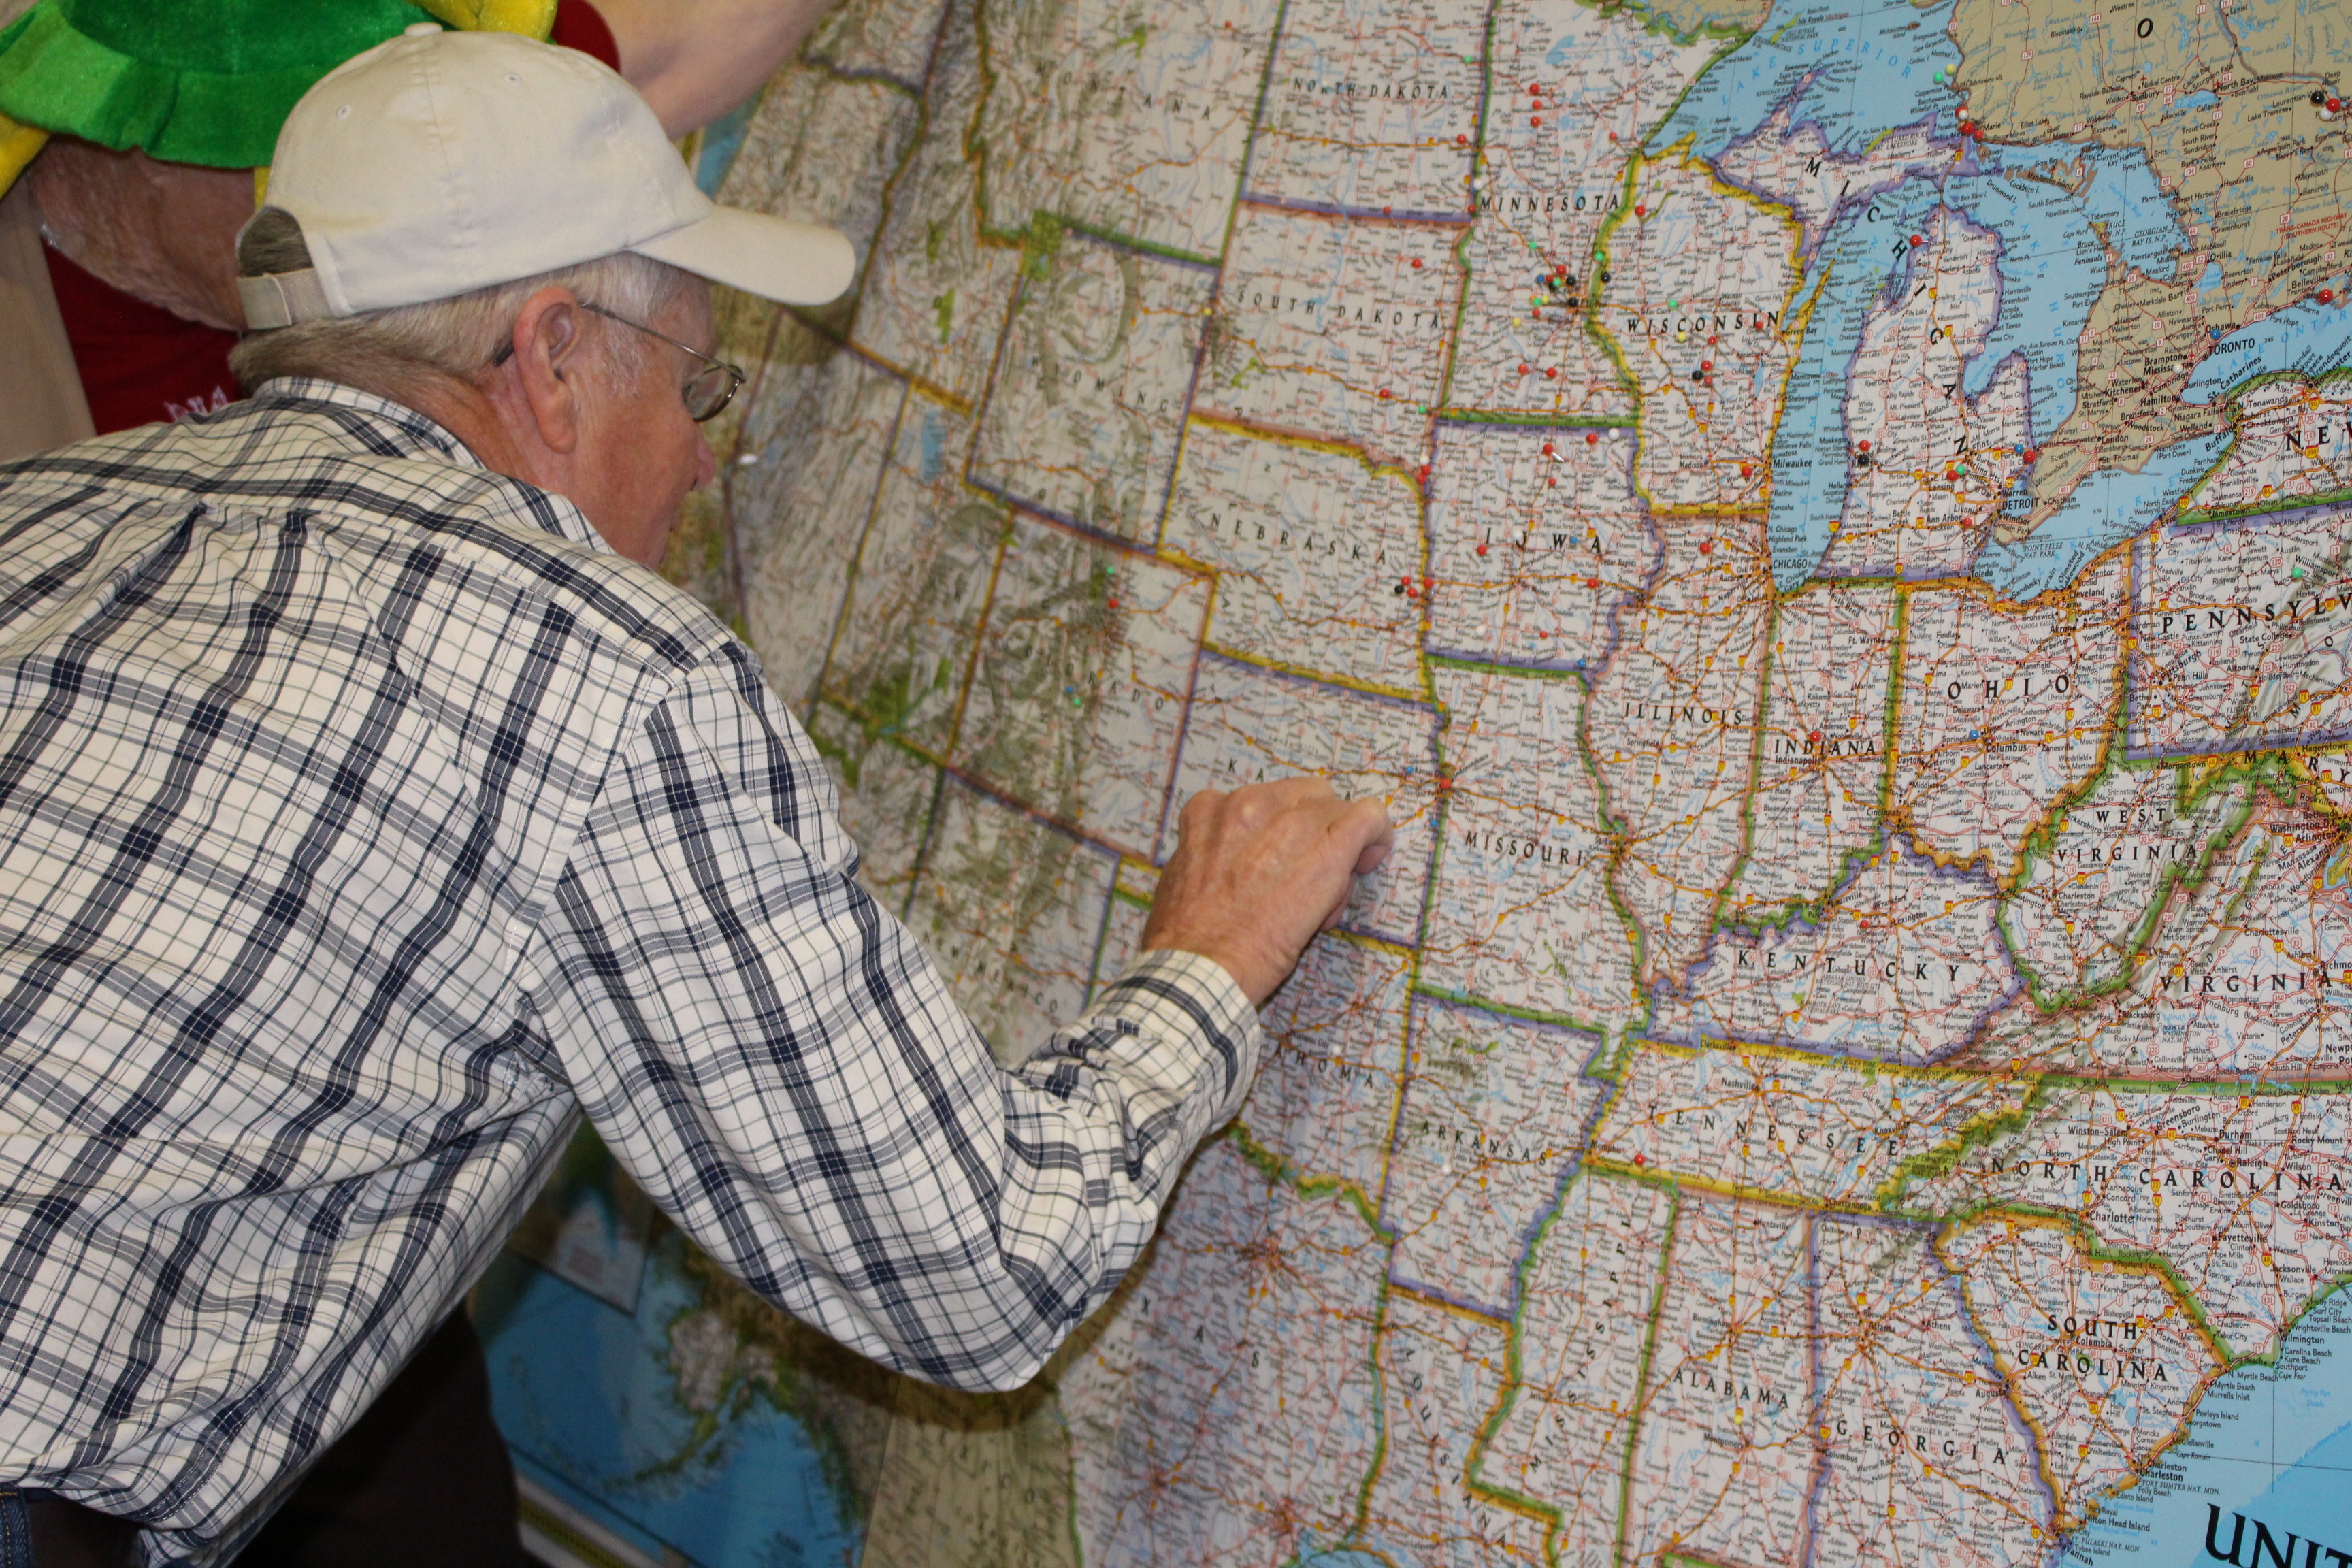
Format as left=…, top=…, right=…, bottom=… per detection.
left=411, top=0, right=557, bottom=37
left=253, top=163, right=267, bottom=204
left=0, top=113, right=46, bottom=200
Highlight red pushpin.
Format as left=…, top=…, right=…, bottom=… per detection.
left=1519, top=363, right=1532, bottom=375
left=1635, top=203, right=1648, bottom=216
left=1585, top=576, right=1600, bottom=589
left=1411, top=257, right=1424, bottom=267
left=1107, top=596, right=1120, bottom=609
left=1477, top=543, right=1488, bottom=555
left=1532, top=116, right=1542, bottom=127
left=1857, top=440, right=1872, bottom=452
left=1741, top=463, right=1754, bottom=477
left=1584, top=431, right=1598, bottom=444
left=1545, top=367, right=1559, bottom=378
left=1808, top=730, right=1823, bottom=745
left=1543, top=442, right=1556, bottom=454
left=1909, top=233, right=1925, bottom=246
left=1384, top=206, right=1393, bottom=216
left=1457, top=133, right=1469, bottom=144
left=1699, top=540, right=1713, bottom=554
left=1418, top=464, right=1431, bottom=480
left=1701, top=360, right=1714, bottom=371
left=1379, top=389, right=1392, bottom=399
left=2324, top=289, right=2338, bottom=304
left=2024, top=447, right=2040, bottom=461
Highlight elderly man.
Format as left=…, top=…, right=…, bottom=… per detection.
left=0, top=0, right=833, bottom=456
left=0, top=27, right=1393, bottom=1568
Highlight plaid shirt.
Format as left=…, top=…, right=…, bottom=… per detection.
left=0, top=380, right=1260, bottom=1563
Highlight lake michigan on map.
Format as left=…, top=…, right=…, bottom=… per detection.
left=2065, top=1289, right=2352, bottom=1566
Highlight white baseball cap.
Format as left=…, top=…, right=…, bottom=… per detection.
left=237, top=25, right=855, bottom=328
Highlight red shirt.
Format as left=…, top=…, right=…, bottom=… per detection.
left=49, top=0, right=623, bottom=436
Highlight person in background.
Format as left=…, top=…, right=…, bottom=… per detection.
left=0, top=0, right=824, bottom=459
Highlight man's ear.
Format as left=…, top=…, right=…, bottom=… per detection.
left=504, top=286, right=590, bottom=455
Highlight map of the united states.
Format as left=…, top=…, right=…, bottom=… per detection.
left=509, top=0, right=2352, bottom=1560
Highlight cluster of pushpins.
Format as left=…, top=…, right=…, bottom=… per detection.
left=1930, top=65, right=1990, bottom=141
left=1851, top=439, right=2041, bottom=472
left=2316, top=88, right=2344, bottom=118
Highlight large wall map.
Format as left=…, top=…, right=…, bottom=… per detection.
left=480, top=0, right=2352, bottom=1563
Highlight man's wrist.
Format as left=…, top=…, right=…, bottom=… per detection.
left=1092, top=947, right=1268, bottom=1125
left=1134, top=943, right=1260, bottom=1017
left=1137, top=935, right=1281, bottom=1007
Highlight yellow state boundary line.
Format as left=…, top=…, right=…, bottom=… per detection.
left=1198, top=639, right=1433, bottom=707
left=1579, top=1154, right=1887, bottom=1215
left=1386, top=1277, right=1515, bottom=1326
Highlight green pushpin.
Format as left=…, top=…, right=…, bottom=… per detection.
left=2294, top=567, right=2307, bottom=578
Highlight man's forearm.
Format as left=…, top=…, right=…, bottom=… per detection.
left=540, top=659, right=1269, bottom=1394
left=598, top=0, right=834, bottom=136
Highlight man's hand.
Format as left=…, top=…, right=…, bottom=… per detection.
left=1141, top=778, right=1396, bottom=1008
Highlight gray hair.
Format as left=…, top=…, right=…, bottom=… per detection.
left=227, top=207, right=693, bottom=397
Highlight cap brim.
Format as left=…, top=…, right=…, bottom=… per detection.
left=630, top=206, right=855, bottom=306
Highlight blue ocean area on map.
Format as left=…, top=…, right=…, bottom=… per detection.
left=2066, top=1290, right=2352, bottom=1565
left=482, top=1237, right=861, bottom=1568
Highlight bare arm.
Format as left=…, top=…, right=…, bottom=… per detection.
left=598, top=0, right=835, bottom=137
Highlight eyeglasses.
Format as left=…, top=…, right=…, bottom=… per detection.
left=487, top=301, right=746, bottom=422
left=584, top=304, right=745, bottom=421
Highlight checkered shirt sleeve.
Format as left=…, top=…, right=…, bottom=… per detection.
left=537, top=644, right=1262, bottom=1391
left=0, top=381, right=1261, bottom=1563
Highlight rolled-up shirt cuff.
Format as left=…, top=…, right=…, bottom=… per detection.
left=1086, top=946, right=1265, bottom=1126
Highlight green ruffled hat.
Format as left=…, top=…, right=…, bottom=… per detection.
left=0, top=0, right=557, bottom=190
